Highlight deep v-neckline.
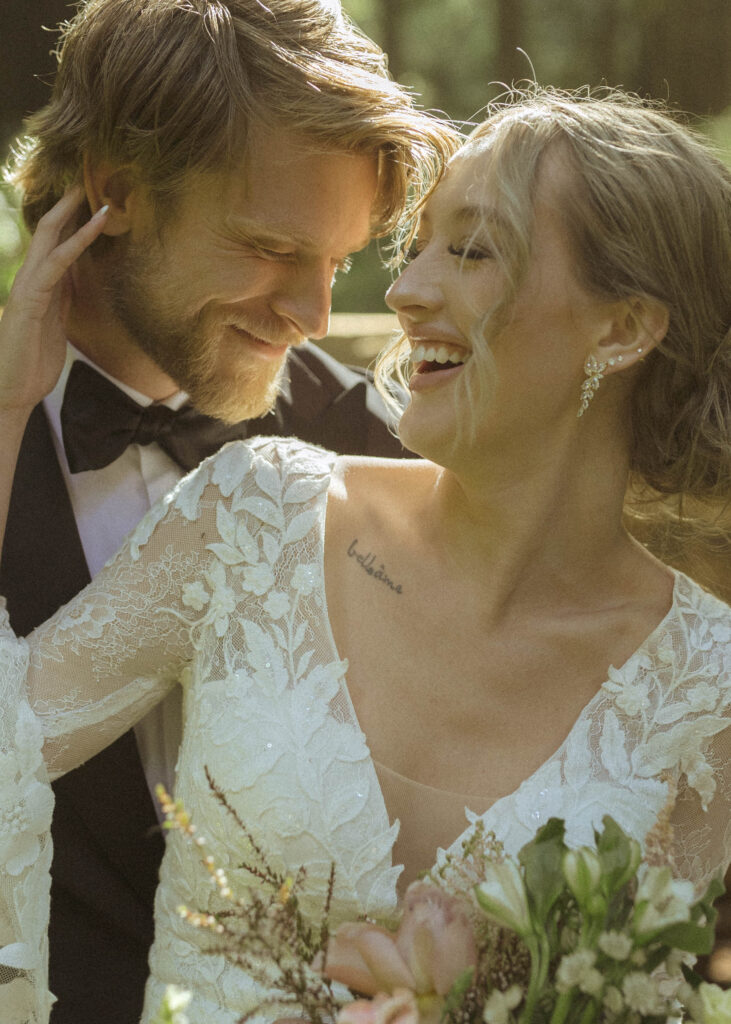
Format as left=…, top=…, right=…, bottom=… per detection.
left=315, top=467, right=683, bottom=871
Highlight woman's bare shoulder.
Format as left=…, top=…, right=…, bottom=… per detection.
left=329, top=454, right=437, bottom=511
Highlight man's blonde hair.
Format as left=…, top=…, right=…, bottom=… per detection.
left=8, top=0, right=456, bottom=235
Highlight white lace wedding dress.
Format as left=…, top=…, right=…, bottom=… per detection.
left=1, top=438, right=730, bottom=1024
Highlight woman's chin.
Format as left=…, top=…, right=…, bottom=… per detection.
left=397, top=399, right=460, bottom=466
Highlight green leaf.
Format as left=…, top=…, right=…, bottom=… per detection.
left=640, top=919, right=715, bottom=955
left=518, top=818, right=567, bottom=925
left=593, top=816, right=641, bottom=896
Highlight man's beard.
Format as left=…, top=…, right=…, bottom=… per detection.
left=99, top=235, right=286, bottom=424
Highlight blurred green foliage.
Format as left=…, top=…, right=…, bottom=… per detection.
left=2, top=0, right=731, bottom=311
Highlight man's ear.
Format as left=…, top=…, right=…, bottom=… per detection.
left=597, top=295, right=669, bottom=374
left=83, top=155, right=142, bottom=236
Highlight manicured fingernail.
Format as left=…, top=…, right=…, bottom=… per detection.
left=97, top=204, right=110, bottom=217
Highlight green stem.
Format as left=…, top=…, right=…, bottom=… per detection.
left=577, top=1000, right=598, bottom=1024
left=518, top=933, right=550, bottom=1024
left=549, top=989, right=574, bottom=1024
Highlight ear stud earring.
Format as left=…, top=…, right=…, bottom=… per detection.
left=577, top=353, right=607, bottom=418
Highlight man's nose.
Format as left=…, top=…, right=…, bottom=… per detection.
left=271, top=262, right=333, bottom=341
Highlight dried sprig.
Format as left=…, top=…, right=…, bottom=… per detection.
left=156, top=774, right=340, bottom=1024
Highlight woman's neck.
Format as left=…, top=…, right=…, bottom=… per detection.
left=418, top=416, right=658, bottom=623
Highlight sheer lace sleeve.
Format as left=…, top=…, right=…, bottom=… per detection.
left=0, top=438, right=270, bottom=1022
left=28, top=464, right=209, bottom=779
left=0, top=604, right=53, bottom=1024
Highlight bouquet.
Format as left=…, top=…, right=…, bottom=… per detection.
left=154, top=776, right=729, bottom=1024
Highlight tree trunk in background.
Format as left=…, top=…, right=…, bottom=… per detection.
left=494, top=0, right=525, bottom=89
left=377, top=0, right=408, bottom=83
left=636, top=0, right=731, bottom=115
left=0, top=0, right=73, bottom=148
left=588, top=0, right=620, bottom=85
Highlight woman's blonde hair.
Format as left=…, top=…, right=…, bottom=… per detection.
left=7, top=0, right=457, bottom=236
left=378, top=86, right=731, bottom=505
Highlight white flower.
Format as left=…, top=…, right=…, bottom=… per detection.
left=555, top=949, right=598, bottom=993
left=686, top=682, right=718, bottom=712
left=181, top=581, right=210, bottom=612
left=615, top=681, right=650, bottom=716
left=634, top=865, right=694, bottom=936
left=291, top=562, right=319, bottom=595
left=697, top=981, right=731, bottom=1023
left=483, top=984, right=522, bottom=1024
left=598, top=930, right=633, bottom=960
left=621, top=971, right=664, bottom=1015
left=581, top=969, right=604, bottom=997
left=165, top=986, right=191, bottom=1011
left=203, top=563, right=237, bottom=637
left=0, top=773, right=54, bottom=876
left=56, top=601, right=115, bottom=639
left=262, top=590, right=290, bottom=620
left=154, top=985, right=192, bottom=1024
left=603, top=985, right=624, bottom=1014
left=710, top=621, right=731, bottom=644
left=239, top=563, right=276, bottom=596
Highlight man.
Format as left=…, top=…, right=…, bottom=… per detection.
left=0, top=1, right=454, bottom=1019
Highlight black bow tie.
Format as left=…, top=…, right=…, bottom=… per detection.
left=60, top=360, right=249, bottom=473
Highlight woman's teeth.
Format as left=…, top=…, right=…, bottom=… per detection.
left=411, top=344, right=469, bottom=365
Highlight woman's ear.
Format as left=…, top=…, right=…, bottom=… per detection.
left=83, top=155, right=141, bottom=237
left=597, top=295, right=669, bottom=374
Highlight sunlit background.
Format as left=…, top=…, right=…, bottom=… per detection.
left=1, top=0, right=730, bottom=983
left=1, top=0, right=730, bottom=310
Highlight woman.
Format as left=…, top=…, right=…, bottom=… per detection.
left=1, top=88, right=730, bottom=1023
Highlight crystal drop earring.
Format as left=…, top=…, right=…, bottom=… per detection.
left=577, top=353, right=608, bottom=418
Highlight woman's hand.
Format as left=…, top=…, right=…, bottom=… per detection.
left=0, top=187, right=108, bottom=411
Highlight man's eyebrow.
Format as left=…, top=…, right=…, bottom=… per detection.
left=224, top=217, right=371, bottom=254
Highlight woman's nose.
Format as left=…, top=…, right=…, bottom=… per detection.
left=385, top=255, right=442, bottom=315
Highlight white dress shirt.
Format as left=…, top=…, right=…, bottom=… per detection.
left=44, top=344, right=188, bottom=815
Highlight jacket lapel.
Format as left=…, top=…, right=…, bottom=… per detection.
left=248, top=344, right=407, bottom=457
left=0, top=403, right=90, bottom=636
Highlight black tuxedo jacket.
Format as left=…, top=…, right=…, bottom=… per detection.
left=0, top=344, right=408, bottom=1024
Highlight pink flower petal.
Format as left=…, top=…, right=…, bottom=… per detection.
left=325, top=923, right=415, bottom=996
left=396, top=883, right=477, bottom=996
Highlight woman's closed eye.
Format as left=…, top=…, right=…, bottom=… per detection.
left=447, top=242, right=492, bottom=261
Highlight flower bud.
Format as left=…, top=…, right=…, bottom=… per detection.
left=563, top=848, right=603, bottom=912
left=475, top=860, right=532, bottom=938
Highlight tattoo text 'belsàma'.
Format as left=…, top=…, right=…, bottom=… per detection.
left=347, top=539, right=403, bottom=594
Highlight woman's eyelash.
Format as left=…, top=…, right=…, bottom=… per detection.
left=447, top=243, right=491, bottom=260
left=402, top=242, right=492, bottom=264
